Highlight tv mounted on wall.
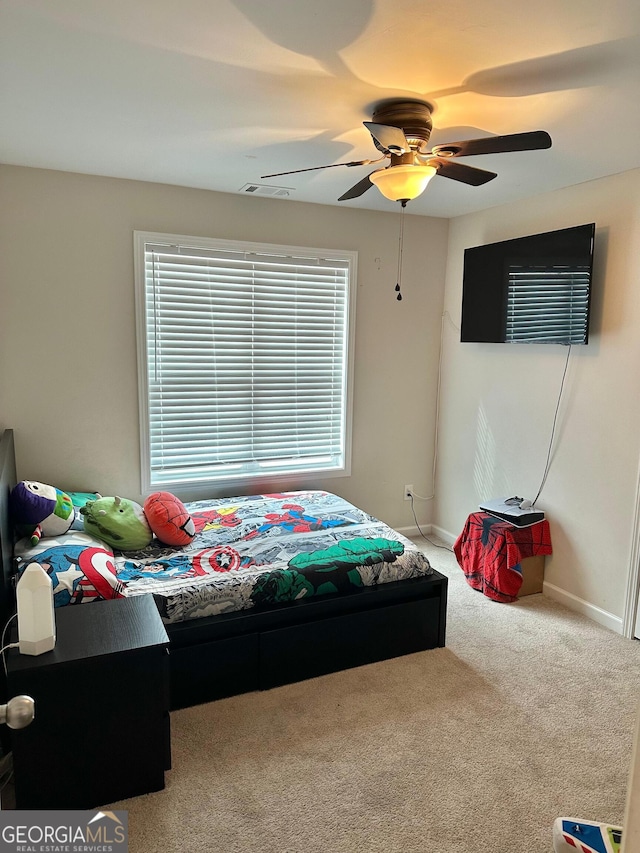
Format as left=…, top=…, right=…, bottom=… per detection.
left=460, top=223, right=596, bottom=345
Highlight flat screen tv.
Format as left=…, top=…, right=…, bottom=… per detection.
left=460, top=223, right=595, bottom=344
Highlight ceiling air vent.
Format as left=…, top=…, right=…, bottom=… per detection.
left=239, top=183, right=293, bottom=197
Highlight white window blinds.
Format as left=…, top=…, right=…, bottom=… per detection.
left=505, top=263, right=591, bottom=344
left=135, top=233, right=356, bottom=491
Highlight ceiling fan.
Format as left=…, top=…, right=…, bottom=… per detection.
left=261, top=99, right=552, bottom=205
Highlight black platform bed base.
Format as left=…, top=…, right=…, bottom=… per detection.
left=165, top=570, right=447, bottom=709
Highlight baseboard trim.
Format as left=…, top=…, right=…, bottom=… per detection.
left=399, top=524, right=623, bottom=634
left=429, top=525, right=457, bottom=548
left=397, top=524, right=457, bottom=550
left=397, top=523, right=455, bottom=541
left=396, top=524, right=430, bottom=539
left=543, top=581, right=624, bottom=635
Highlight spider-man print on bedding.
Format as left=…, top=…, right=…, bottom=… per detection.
left=453, top=511, right=552, bottom=602
left=243, top=504, right=348, bottom=539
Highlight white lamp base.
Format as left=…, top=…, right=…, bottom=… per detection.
left=16, top=562, right=57, bottom=657
left=18, top=635, right=55, bottom=656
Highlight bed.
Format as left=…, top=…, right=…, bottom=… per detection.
left=0, top=429, right=448, bottom=710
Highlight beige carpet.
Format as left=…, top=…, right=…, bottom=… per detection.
left=112, top=538, right=640, bottom=852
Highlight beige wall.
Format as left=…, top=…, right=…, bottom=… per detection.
left=0, top=164, right=448, bottom=530
left=434, top=169, right=640, bottom=627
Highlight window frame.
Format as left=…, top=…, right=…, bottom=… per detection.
left=133, top=230, right=357, bottom=496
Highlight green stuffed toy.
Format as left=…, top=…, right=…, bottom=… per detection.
left=81, top=495, right=153, bottom=550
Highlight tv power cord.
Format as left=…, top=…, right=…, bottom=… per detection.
left=407, top=490, right=453, bottom=552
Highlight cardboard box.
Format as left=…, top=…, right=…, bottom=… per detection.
left=517, top=554, right=545, bottom=597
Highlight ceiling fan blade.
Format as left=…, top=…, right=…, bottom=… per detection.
left=260, top=159, right=373, bottom=179
left=431, top=130, right=552, bottom=158
left=338, top=173, right=375, bottom=201
left=363, top=122, right=409, bottom=155
left=430, top=158, right=497, bottom=186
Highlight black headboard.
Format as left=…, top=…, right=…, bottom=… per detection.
left=0, top=429, right=17, bottom=625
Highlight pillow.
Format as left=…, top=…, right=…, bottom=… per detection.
left=67, top=491, right=102, bottom=530
left=15, top=531, right=126, bottom=607
left=67, top=491, right=101, bottom=509
left=143, top=491, right=196, bottom=547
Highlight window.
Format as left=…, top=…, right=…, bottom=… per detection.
left=134, top=232, right=357, bottom=493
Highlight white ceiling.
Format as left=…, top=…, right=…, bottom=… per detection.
left=2, top=0, right=640, bottom=218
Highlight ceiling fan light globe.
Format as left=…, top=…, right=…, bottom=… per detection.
left=369, top=164, right=437, bottom=201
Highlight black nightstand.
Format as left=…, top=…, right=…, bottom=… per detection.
left=6, top=594, right=170, bottom=809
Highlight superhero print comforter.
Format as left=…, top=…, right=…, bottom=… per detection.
left=113, top=490, right=433, bottom=624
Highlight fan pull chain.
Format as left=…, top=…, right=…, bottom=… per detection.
left=395, top=201, right=407, bottom=301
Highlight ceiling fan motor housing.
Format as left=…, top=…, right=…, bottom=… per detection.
left=371, top=100, right=434, bottom=151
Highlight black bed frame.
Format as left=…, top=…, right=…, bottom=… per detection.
left=0, top=429, right=447, bottom=710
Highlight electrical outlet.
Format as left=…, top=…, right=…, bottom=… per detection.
left=404, top=484, right=413, bottom=501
